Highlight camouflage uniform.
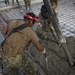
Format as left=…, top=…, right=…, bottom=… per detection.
left=2, top=20, right=39, bottom=75
left=24, top=0, right=31, bottom=10
left=12, top=0, right=20, bottom=5
left=50, top=0, right=58, bottom=14
left=2, top=54, right=36, bottom=75
left=39, top=12, right=57, bottom=39
left=39, top=0, right=58, bottom=39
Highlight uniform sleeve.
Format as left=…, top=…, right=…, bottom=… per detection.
left=7, top=20, right=17, bottom=30
left=31, top=30, right=39, bottom=44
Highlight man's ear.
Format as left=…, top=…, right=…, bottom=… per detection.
left=30, top=20, right=33, bottom=24
left=29, top=20, right=33, bottom=27
left=30, top=20, right=33, bottom=23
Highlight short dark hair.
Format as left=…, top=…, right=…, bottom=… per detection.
left=24, top=12, right=36, bottom=20
left=24, top=12, right=37, bottom=24
left=41, top=5, right=49, bottom=19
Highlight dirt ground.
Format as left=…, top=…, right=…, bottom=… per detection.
left=28, top=26, right=75, bottom=75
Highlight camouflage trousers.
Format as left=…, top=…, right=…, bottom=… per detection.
left=42, top=23, right=57, bottom=39
left=24, top=0, right=31, bottom=10
left=2, top=54, right=37, bottom=75
left=12, top=0, right=20, bottom=5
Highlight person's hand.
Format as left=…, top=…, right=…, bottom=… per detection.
left=59, top=36, right=66, bottom=44
left=42, top=48, right=46, bottom=54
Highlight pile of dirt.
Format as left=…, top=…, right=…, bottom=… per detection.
left=29, top=26, right=75, bottom=75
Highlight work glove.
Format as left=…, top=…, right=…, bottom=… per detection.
left=42, top=48, right=46, bottom=54
left=59, top=36, right=66, bottom=44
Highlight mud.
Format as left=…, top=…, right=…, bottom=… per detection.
left=29, top=26, right=75, bottom=75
